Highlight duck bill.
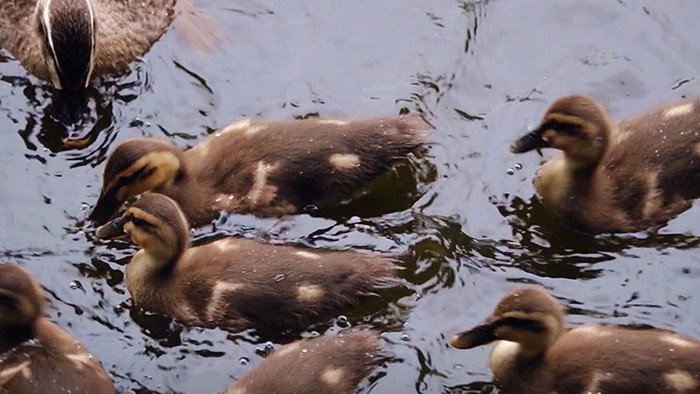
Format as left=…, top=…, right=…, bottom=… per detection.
left=510, top=128, right=549, bottom=154
left=449, top=323, right=497, bottom=349
left=95, top=217, right=126, bottom=240
left=88, top=189, right=120, bottom=225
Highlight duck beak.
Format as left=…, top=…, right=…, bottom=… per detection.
left=510, top=128, right=549, bottom=154
left=449, top=322, right=497, bottom=349
left=95, top=217, right=126, bottom=240
left=89, top=189, right=120, bottom=225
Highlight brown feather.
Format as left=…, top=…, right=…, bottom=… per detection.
left=451, top=287, right=700, bottom=394
left=99, top=194, right=403, bottom=332
left=91, top=115, right=431, bottom=226
left=223, top=330, right=384, bottom=394
left=0, top=264, right=114, bottom=394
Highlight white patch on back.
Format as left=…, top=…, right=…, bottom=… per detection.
left=207, top=281, right=245, bottom=321
left=247, top=161, right=279, bottom=205
left=65, top=353, right=92, bottom=369
left=223, top=118, right=252, bottom=133
left=659, top=333, right=698, bottom=349
left=273, top=341, right=301, bottom=358
left=0, top=361, right=31, bottom=384
left=214, top=239, right=240, bottom=253
left=296, top=285, right=324, bottom=302
left=318, top=119, right=349, bottom=126
left=320, top=367, right=345, bottom=386
left=664, top=370, right=699, bottom=392
left=570, top=325, right=612, bottom=337
left=642, top=172, right=662, bottom=220
left=294, top=251, right=321, bottom=260
left=329, top=153, right=360, bottom=170
left=585, top=370, right=612, bottom=393
left=244, top=125, right=265, bottom=136
left=663, top=103, right=694, bottom=119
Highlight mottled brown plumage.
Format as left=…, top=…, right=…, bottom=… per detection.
left=96, top=194, right=402, bottom=332
left=0, top=264, right=114, bottom=394
left=511, top=95, right=700, bottom=233
left=450, top=287, right=700, bottom=394
left=0, top=0, right=222, bottom=88
left=223, top=330, right=384, bottom=394
left=90, top=115, right=431, bottom=226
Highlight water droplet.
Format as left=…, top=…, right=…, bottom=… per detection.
left=274, top=274, right=286, bottom=282
left=401, top=334, right=410, bottom=341
left=337, top=315, right=350, bottom=328
left=506, top=168, right=515, bottom=175
left=514, top=163, right=522, bottom=170
left=239, top=357, right=249, bottom=365
left=303, top=204, right=318, bottom=212
left=69, top=281, right=82, bottom=290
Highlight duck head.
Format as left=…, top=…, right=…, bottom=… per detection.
left=0, top=264, right=44, bottom=330
left=34, top=0, right=96, bottom=89
left=89, top=139, right=185, bottom=225
left=96, top=193, right=189, bottom=269
left=450, top=288, right=565, bottom=358
left=511, top=95, right=611, bottom=169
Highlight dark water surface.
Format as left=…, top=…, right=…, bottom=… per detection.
left=2, top=0, right=700, bottom=392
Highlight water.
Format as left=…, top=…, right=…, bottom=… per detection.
left=2, top=0, right=700, bottom=393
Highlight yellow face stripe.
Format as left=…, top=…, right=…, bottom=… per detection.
left=105, top=151, right=180, bottom=201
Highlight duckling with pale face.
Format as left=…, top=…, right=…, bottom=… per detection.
left=511, top=95, right=700, bottom=233
left=89, top=115, right=430, bottom=227
left=0, top=263, right=114, bottom=393
left=1, top=0, right=221, bottom=89
left=223, top=330, right=385, bottom=394
left=96, top=193, right=402, bottom=331
left=450, top=287, right=700, bottom=394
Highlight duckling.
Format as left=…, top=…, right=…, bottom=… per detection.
left=511, top=95, right=700, bottom=233
left=450, top=287, right=700, bottom=394
left=95, top=193, right=402, bottom=331
left=0, top=263, right=114, bottom=393
left=223, top=330, right=385, bottom=394
left=89, top=115, right=430, bottom=227
left=0, top=0, right=221, bottom=89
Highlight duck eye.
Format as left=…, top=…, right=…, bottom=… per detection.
left=131, top=217, right=155, bottom=230
left=0, top=294, right=17, bottom=309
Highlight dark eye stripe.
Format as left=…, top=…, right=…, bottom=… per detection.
left=497, top=317, right=546, bottom=332
left=543, top=121, right=582, bottom=136
left=128, top=216, right=157, bottom=232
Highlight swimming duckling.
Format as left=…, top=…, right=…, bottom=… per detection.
left=223, top=330, right=385, bottom=394
left=450, top=287, right=700, bottom=394
left=96, top=193, right=402, bottom=331
left=0, top=263, right=114, bottom=393
left=89, top=115, right=430, bottom=226
left=511, top=95, right=700, bottom=233
left=0, top=0, right=221, bottom=89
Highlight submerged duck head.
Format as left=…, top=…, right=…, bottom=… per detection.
left=34, top=0, right=96, bottom=89
left=96, top=193, right=189, bottom=268
left=0, top=264, right=44, bottom=330
left=90, top=139, right=184, bottom=225
left=450, top=288, right=565, bottom=358
left=511, top=95, right=611, bottom=168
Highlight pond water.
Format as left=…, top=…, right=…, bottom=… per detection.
left=2, top=0, right=700, bottom=392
